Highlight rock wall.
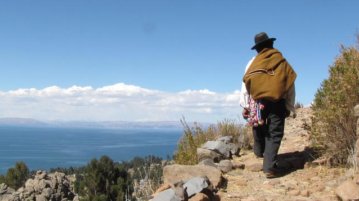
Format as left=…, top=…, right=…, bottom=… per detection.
left=0, top=170, right=78, bottom=201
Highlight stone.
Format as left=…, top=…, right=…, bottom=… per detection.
left=19, top=171, right=76, bottom=201
left=151, top=189, right=182, bottom=201
left=163, top=164, right=223, bottom=188
left=198, top=158, right=217, bottom=168
left=172, top=181, right=186, bottom=201
left=202, top=141, right=232, bottom=158
left=189, top=193, right=210, bottom=201
left=354, top=174, right=359, bottom=185
left=229, top=143, right=241, bottom=156
left=24, top=179, right=35, bottom=193
left=0, top=194, right=16, bottom=201
left=232, top=161, right=245, bottom=169
left=310, top=183, right=325, bottom=192
left=300, top=190, right=310, bottom=197
left=217, top=136, right=233, bottom=144
left=0, top=183, right=9, bottom=195
left=218, top=160, right=233, bottom=173
left=310, top=157, right=328, bottom=167
left=263, top=179, right=280, bottom=186
left=153, top=183, right=171, bottom=196
left=183, top=177, right=210, bottom=198
left=35, top=170, right=47, bottom=180
left=354, top=105, right=359, bottom=117
left=241, top=196, right=257, bottom=201
left=33, top=179, right=48, bottom=192
left=35, top=194, right=47, bottom=201
left=287, top=189, right=300, bottom=196
left=282, top=180, right=298, bottom=191
left=42, top=188, right=53, bottom=198
left=197, top=148, right=222, bottom=162
left=246, top=162, right=262, bottom=172
left=0, top=183, right=17, bottom=201
left=335, top=180, right=359, bottom=201
left=233, top=178, right=248, bottom=186
left=73, top=195, right=80, bottom=201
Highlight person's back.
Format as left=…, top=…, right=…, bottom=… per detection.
left=241, top=32, right=296, bottom=178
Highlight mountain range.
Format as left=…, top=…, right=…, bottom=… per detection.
left=0, top=117, right=185, bottom=129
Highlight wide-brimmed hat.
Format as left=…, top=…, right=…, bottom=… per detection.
left=251, top=32, right=276, bottom=50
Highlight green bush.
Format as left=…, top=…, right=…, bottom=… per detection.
left=311, top=42, right=359, bottom=166
left=0, top=161, right=29, bottom=190
left=77, top=155, right=129, bottom=201
left=174, top=118, right=244, bottom=165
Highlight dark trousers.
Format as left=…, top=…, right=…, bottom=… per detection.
left=252, top=99, right=286, bottom=173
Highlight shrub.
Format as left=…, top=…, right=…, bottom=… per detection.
left=125, top=156, right=163, bottom=200
left=1, top=161, right=30, bottom=190
left=174, top=118, right=244, bottom=165
left=77, top=155, right=129, bottom=201
left=238, top=125, right=253, bottom=150
left=311, top=41, right=359, bottom=166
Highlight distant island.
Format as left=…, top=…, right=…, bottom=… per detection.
left=0, top=117, right=195, bottom=129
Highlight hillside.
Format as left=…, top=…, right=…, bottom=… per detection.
left=151, top=107, right=359, bottom=201
left=220, top=108, right=351, bottom=201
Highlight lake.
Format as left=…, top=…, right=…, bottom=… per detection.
left=0, top=126, right=183, bottom=174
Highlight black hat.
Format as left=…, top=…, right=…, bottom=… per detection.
left=251, top=32, right=276, bottom=50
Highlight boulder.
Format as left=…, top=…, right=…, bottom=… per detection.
left=20, top=171, right=76, bottom=201
left=217, top=136, right=233, bottom=144
left=232, top=161, right=245, bottom=169
left=201, top=136, right=241, bottom=159
left=151, top=189, right=182, bottom=201
left=202, top=141, right=232, bottom=158
left=189, top=193, right=210, bottom=201
left=183, top=177, right=210, bottom=198
left=24, top=179, right=35, bottom=193
left=229, top=143, right=241, bottom=156
left=35, top=170, right=47, bottom=180
left=0, top=184, right=18, bottom=201
left=335, top=180, right=359, bottom=201
left=33, top=179, right=48, bottom=192
left=163, top=164, right=223, bottom=188
left=198, top=159, right=217, bottom=168
left=0, top=183, right=14, bottom=195
left=218, top=160, right=233, bottom=173
left=42, top=187, right=53, bottom=198
left=35, top=194, right=47, bottom=201
left=153, top=183, right=171, bottom=196
left=246, top=160, right=263, bottom=172
left=197, top=148, right=222, bottom=162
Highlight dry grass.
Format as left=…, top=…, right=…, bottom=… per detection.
left=173, top=118, right=245, bottom=165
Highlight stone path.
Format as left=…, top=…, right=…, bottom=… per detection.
left=219, top=108, right=349, bottom=201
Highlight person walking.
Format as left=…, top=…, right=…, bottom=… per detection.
left=240, top=32, right=297, bottom=178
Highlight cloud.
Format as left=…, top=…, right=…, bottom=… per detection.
left=0, top=83, right=242, bottom=122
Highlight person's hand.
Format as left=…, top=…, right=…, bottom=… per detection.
left=242, top=108, right=250, bottom=119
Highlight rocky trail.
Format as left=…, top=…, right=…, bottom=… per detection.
left=219, top=108, right=351, bottom=201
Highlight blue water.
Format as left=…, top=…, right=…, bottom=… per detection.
left=0, top=126, right=182, bottom=174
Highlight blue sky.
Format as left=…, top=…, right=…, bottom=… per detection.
left=0, top=0, right=358, bottom=122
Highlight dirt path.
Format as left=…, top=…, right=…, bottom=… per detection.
left=219, top=108, right=348, bottom=201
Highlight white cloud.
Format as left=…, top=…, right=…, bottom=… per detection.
left=0, top=83, right=242, bottom=122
